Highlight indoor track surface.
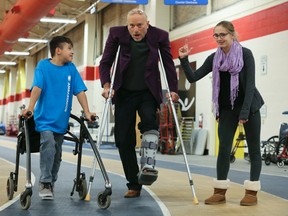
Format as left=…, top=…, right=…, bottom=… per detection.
left=0, top=136, right=287, bottom=216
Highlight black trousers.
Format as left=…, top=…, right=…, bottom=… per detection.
left=217, top=107, right=262, bottom=181
left=114, top=89, right=158, bottom=190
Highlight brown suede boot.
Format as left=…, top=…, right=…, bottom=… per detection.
left=240, top=180, right=261, bottom=206
left=205, top=179, right=230, bottom=205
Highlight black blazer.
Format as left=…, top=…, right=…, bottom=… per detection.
left=99, top=25, right=178, bottom=105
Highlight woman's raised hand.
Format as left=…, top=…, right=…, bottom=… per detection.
left=178, top=41, right=192, bottom=59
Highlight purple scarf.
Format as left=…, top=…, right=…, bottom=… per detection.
left=212, top=40, right=244, bottom=117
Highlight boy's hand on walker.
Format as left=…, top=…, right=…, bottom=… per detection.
left=22, top=109, right=33, bottom=119
left=85, top=112, right=97, bottom=122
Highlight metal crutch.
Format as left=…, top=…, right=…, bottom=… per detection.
left=85, top=46, right=120, bottom=201
left=158, top=49, right=199, bottom=205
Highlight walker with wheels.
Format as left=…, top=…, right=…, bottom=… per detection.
left=64, top=113, right=112, bottom=209
left=6, top=105, right=112, bottom=210
left=6, top=105, right=40, bottom=210
left=230, top=124, right=248, bottom=163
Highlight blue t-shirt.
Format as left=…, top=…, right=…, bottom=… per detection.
left=32, top=59, right=87, bottom=134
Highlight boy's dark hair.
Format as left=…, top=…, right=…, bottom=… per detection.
left=49, top=36, right=73, bottom=57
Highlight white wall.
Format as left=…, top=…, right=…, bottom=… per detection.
left=244, top=31, right=288, bottom=139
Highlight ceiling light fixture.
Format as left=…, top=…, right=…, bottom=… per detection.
left=0, top=61, right=17, bottom=65
left=90, top=6, right=96, bottom=14
left=4, top=51, right=30, bottom=56
left=40, top=17, right=77, bottom=24
left=18, top=38, right=48, bottom=43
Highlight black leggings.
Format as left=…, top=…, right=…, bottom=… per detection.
left=217, top=108, right=262, bottom=181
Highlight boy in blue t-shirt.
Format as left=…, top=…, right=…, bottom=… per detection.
left=23, top=36, right=96, bottom=200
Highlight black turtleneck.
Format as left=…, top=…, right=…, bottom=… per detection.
left=122, top=39, right=149, bottom=91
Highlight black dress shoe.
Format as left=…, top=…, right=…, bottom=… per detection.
left=124, top=190, right=141, bottom=198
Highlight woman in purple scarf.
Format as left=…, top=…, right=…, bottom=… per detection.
left=178, top=21, right=264, bottom=206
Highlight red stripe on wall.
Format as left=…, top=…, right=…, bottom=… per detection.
left=80, top=66, right=100, bottom=80
left=25, top=89, right=31, bottom=98
left=0, top=89, right=30, bottom=105
left=15, top=93, right=23, bottom=101
left=1, top=97, right=9, bottom=105
left=170, top=2, right=288, bottom=59
left=82, top=66, right=95, bottom=81
left=6, top=95, right=14, bottom=103
left=15, top=90, right=31, bottom=102
left=95, top=66, right=100, bottom=80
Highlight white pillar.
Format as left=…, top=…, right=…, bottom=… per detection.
left=25, top=57, right=35, bottom=90
left=74, top=14, right=98, bottom=115
left=83, top=14, right=96, bottom=66
left=24, top=56, right=35, bottom=107
left=144, top=0, right=170, bottom=31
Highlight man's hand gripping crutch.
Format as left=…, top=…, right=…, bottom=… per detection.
left=158, top=50, right=199, bottom=205
left=84, top=46, right=120, bottom=201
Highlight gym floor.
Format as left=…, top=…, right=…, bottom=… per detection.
left=0, top=136, right=287, bottom=216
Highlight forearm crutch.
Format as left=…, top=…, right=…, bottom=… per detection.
left=85, top=46, right=120, bottom=201
left=158, top=50, right=199, bottom=205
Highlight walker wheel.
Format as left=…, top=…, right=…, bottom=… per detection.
left=6, top=177, right=14, bottom=200
left=78, top=178, right=88, bottom=200
left=20, top=192, right=31, bottom=210
left=230, top=155, right=236, bottom=163
left=277, top=160, right=285, bottom=168
left=97, top=191, right=111, bottom=209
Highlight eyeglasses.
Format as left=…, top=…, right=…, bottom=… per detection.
left=213, top=33, right=229, bottom=39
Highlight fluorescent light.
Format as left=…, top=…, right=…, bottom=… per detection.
left=4, top=51, right=30, bottom=56
left=90, top=6, right=96, bottom=14
left=0, top=61, right=17, bottom=65
left=18, top=38, right=48, bottom=43
left=28, top=45, right=36, bottom=51
left=0, top=69, right=5, bottom=73
left=40, top=17, right=77, bottom=24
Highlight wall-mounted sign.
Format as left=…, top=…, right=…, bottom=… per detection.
left=260, top=55, right=268, bottom=75
left=164, top=0, right=208, bottom=5
left=100, top=0, right=148, bottom=4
